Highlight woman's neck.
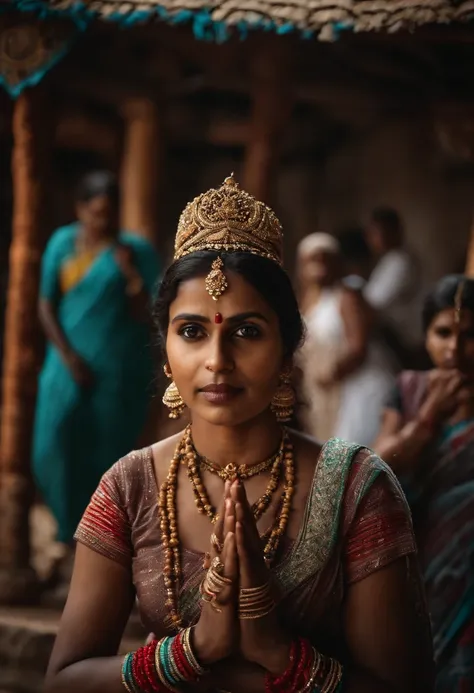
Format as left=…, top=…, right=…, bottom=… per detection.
left=190, top=413, right=283, bottom=468
left=77, top=226, right=116, bottom=251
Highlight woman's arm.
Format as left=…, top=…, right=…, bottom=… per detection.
left=39, top=299, right=94, bottom=386
left=372, top=407, right=435, bottom=475
left=212, top=556, right=433, bottom=693
left=39, top=298, right=74, bottom=361
left=44, top=544, right=135, bottom=693
left=343, top=555, right=434, bottom=692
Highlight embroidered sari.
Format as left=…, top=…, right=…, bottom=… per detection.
left=388, top=370, right=474, bottom=692
left=75, top=437, right=416, bottom=664
left=33, top=223, right=160, bottom=544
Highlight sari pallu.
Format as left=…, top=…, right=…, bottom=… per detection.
left=75, top=438, right=417, bottom=662
left=33, top=223, right=160, bottom=544
left=396, top=371, right=474, bottom=692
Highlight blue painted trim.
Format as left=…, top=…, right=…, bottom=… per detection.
left=0, top=2, right=88, bottom=97
left=1, top=0, right=354, bottom=95
left=5, top=0, right=343, bottom=43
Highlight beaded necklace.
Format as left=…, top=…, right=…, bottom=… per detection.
left=158, top=425, right=295, bottom=629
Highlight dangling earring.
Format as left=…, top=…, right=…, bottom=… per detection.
left=163, top=364, right=185, bottom=419
left=271, top=368, right=295, bottom=423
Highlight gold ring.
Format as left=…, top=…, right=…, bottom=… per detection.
left=211, top=533, right=224, bottom=553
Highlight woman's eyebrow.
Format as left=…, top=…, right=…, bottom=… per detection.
left=171, top=313, right=210, bottom=325
left=226, top=312, right=269, bottom=325
left=170, top=311, right=269, bottom=325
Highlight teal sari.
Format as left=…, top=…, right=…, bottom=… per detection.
left=33, top=223, right=160, bottom=543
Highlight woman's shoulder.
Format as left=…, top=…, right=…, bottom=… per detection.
left=49, top=222, right=78, bottom=245
left=102, top=445, right=156, bottom=503
left=120, top=232, right=155, bottom=253
left=149, top=431, right=186, bottom=484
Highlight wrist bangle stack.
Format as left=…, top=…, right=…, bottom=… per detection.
left=239, top=581, right=276, bottom=620
left=121, top=627, right=207, bottom=693
left=264, top=637, right=343, bottom=693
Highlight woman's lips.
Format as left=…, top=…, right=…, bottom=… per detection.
left=199, top=384, right=243, bottom=404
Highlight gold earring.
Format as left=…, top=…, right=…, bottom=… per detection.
left=271, top=370, right=295, bottom=423
left=163, top=364, right=185, bottom=419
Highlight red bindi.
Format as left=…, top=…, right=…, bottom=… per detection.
left=214, top=312, right=223, bottom=324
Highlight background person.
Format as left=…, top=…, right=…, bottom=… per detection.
left=297, top=232, right=395, bottom=445
left=373, top=274, right=474, bottom=692
left=33, top=170, right=160, bottom=552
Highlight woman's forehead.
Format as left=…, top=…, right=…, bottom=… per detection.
left=431, top=307, right=474, bottom=327
left=170, top=273, right=275, bottom=318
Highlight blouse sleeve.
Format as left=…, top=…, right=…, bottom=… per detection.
left=344, top=469, right=416, bottom=584
left=74, top=460, right=132, bottom=568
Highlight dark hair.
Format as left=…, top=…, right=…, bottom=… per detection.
left=154, top=251, right=305, bottom=358
left=75, top=171, right=120, bottom=206
left=422, top=274, right=474, bottom=332
left=338, top=227, right=370, bottom=262
left=371, top=207, right=403, bottom=239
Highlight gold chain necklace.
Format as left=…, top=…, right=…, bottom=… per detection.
left=185, top=426, right=284, bottom=524
left=198, top=447, right=281, bottom=482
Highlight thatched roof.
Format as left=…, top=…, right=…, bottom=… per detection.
left=15, top=1, right=474, bottom=40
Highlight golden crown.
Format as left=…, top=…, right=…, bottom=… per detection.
left=174, top=175, right=283, bottom=266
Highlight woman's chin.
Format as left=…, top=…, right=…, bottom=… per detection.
left=194, top=402, right=266, bottom=428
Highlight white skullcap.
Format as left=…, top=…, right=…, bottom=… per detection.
left=297, top=233, right=340, bottom=259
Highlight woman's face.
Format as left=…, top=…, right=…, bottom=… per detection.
left=299, top=249, right=339, bottom=287
left=426, top=308, right=474, bottom=373
left=76, top=194, right=118, bottom=238
left=166, top=271, right=285, bottom=427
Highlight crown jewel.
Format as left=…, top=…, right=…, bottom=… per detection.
left=174, top=175, right=283, bottom=266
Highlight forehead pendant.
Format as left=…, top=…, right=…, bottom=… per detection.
left=214, top=313, right=223, bottom=324
left=205, top=256, right=228, bottom=301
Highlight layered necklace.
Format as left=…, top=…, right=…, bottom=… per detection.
left=158, top=425, right=295, bottom=629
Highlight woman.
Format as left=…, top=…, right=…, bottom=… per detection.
left=373, top=274, right=474, bottom=692
left=33, top=171, right=160, bottom=547
left=45, top=176, right=433, bottom=693
left=297, top=233, right=395, bottom=446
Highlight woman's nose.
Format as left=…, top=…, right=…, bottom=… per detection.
left=204, top=335, right=234, bottom=373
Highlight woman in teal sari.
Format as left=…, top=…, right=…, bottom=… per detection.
left=33, top=171, right=160, bottom=546
left=374, top=274, right=474, bottom=692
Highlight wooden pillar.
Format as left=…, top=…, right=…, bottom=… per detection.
left=120, top=99, right=161, bottom=244
left=0, top=88, right=51, bottom=603
left=243, top=39, right=293, bottom=202
left=465, top=217, right=474, bottom=277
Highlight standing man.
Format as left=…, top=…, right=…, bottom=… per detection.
left=364, top=207, right=423, bottom=366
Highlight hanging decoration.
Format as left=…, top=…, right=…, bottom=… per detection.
left=0, top=12, right=86, bottom=98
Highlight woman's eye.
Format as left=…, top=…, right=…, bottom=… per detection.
left=235, top=324, right=261, bottom=339
left=179, top=324, right=204, bottom=340
left=435, top=328, right=452, bottom=339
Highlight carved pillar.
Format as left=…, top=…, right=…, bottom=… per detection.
left=0, top=88, right=51, bottom=603
left=120, top=99, right=161, bottom=244
left=243, top=39, right=293, bottom=202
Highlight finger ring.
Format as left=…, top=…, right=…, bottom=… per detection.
left=210, top=556, right=225, bottom=574
left=211, top=533, right=224, bottom=553
left=202, top=552, right=211, bottom=569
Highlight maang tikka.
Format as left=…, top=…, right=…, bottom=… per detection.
left=205, top=257, right=228, bottom=301
left=162, top=364, right=186, bottom=419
